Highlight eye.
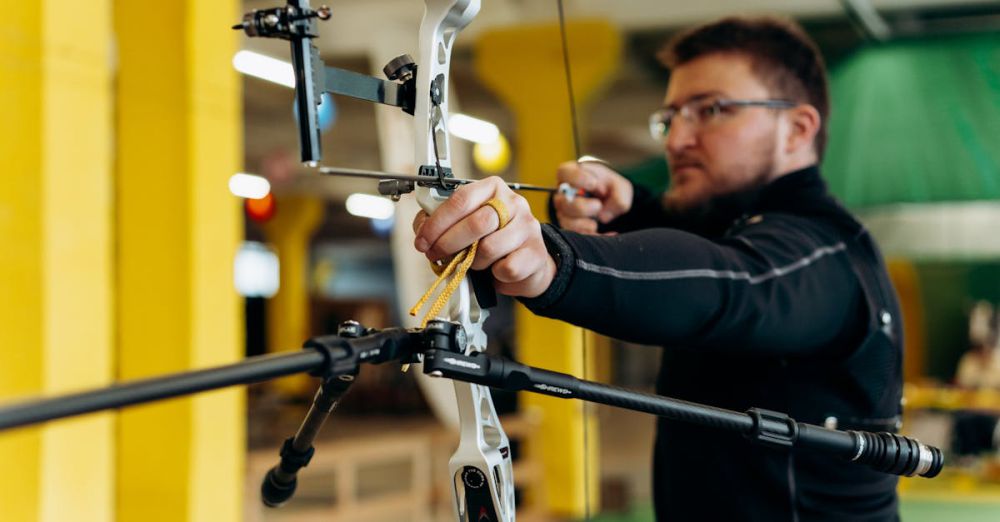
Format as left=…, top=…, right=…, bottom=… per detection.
left=649, top=109, right=675, bottom=137
left=660, top=113, right=674, bottom=133
left=696, top=101, right=725, bottom=120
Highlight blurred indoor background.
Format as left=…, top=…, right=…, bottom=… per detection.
left=2, top=0, right=999, bottom=521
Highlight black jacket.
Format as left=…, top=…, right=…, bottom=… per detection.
left=523, top=166, right=903, bottom=521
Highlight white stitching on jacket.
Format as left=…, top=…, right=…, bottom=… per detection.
left=575, top=242, right=847, bottom=285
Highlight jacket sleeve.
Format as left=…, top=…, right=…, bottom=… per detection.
left=519, top=216, right=865, bottom=356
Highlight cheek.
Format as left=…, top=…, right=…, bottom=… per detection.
left=704, top=125, right=754, bottom=155
left=697, top=132, right=738, bottom=173
left=703, top=125, right=773, bottom=166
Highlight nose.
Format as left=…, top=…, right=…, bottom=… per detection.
left=665, top=117, right=697, bottom=155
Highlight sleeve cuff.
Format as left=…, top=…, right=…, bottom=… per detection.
left=517, top=224, right=576, bottom=311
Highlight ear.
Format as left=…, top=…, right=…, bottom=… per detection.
left=783, top=104, right=821, bottom=156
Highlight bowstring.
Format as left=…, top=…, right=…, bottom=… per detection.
left=556, top=1, right=591, bottom=520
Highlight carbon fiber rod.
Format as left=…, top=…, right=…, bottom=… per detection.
left=422, top=349, right=944, bottom=479
left=0, top=350, right=327, bottom=431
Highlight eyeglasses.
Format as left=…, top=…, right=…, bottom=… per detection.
left=648, top=98, right=797, bottom=140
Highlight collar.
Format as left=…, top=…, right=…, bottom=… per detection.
left=667, top=165, right=830, bottom=236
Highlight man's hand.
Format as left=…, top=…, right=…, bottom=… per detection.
left=554, top=161, right=633, bottom=234
left=413, top=177, right=556, bottom=298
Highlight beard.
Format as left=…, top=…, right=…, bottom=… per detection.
left=664, top=133, right=778, bottom=217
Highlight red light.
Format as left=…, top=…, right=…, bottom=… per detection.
left=246, top=192, right=276, bottom=222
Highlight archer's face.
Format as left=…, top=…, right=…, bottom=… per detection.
left=661, top=53, right=783, bottom=212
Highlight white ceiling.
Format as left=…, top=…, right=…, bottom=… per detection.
left=240, top=0, right=999, bottom=57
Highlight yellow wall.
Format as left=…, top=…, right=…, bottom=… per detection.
left=115, top=1, right=244, bottom=520
left=0, top=1, right=115, bottom=520
left=0, top=1, right=243, bottom=520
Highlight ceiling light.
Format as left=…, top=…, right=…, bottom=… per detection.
left=346, top=193, right=395, bottom=220
left=234, top=241, right=280, bottom=298
left=449, top=113, right=500, bottom=144
left=229, top=173, right=271, bottom=199
left=232, top=50, right=295, bottom=88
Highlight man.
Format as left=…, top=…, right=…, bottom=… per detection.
left=413, top=17, right=903, bottom=521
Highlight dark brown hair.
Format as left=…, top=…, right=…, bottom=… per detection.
left=659, top=17, right=830, bottom=159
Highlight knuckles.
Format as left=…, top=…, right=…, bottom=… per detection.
left=556, top=161, right=579, bottom=181
left=485, top=176, right=507, bottom=191
left=446, top=185, right=475, bottom=213
left=475, top=234, right=503, bottom=263
left=512, top=194, right=530, bottom=216
left=492, top=258, right=523, bottom=282
left=470, top=206, right=497, bottom=235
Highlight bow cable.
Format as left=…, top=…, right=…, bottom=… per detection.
left=556, top=1, right=592, bottom=519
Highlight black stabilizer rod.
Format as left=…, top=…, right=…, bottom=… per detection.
left=422, top=350, right=944, bottom=479
left=0, top=350, right=327, bottom=432
left=260, top=320, right=409, bottom=508
left=261, top=376, right=354, bottom=507
left=0, top=325, right=422, bottom=434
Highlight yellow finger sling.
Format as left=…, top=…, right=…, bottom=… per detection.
left=409, top=197, right=509, bottom=328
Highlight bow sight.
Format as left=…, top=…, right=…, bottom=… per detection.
left=233, top=1, right=590, bottom=203
left=234, top=1, right=418, bottom=166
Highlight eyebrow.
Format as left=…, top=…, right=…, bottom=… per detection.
left=663, top=91, right=727, bottom=111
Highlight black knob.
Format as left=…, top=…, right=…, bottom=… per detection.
left=338, top=320, right=364, bottom=338
left=260, top=467, right=297, bottom=507
left=384, top=54, right=417, bottom=82
left=424, top=320, right=467, bottom=353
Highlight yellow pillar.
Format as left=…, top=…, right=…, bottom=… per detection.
left=887, top=259, right=925, bottom=383
left=115, top=1, right=244, bottom=521
left=262, top=196, right=324, bottom=393
left=475, top=21, right=621, bottom=517
left=0, top=1, right=115, bottom=520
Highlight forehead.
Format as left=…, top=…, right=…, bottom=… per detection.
left=664, top=52, right=772, bottom=105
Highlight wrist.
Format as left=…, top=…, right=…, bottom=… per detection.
left=517, top=224, right=575, bottom=310
left=535, top=254, right=558, bottom=297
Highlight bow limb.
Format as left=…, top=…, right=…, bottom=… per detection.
left=413, top=1, right=515, bottom=520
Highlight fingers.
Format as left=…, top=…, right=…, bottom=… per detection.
left=553, top=191, right=603, bottom=219
left=553, top=162, right=604, bottom=220
left=471, top=211, right=532, bottom=270
left=556, top=161, right=600, bottom=193
left=424, top=203, right=503, bottom=262
left=415, top=177, right=538, bottom=268
left=597, top=178, right=633, bottom=223
left=414, top=176, right=510, bottom=255
left=410, top=176, right=557, bottom=298
left=554, top=160, right=632, bottom=227
left=412, top=210, right=429, bottom=236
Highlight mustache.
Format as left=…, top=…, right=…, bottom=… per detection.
left=668, top=156, right=704, bottom=170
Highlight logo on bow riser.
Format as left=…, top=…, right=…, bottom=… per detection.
left=462, top=467, right=486, bottom=488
